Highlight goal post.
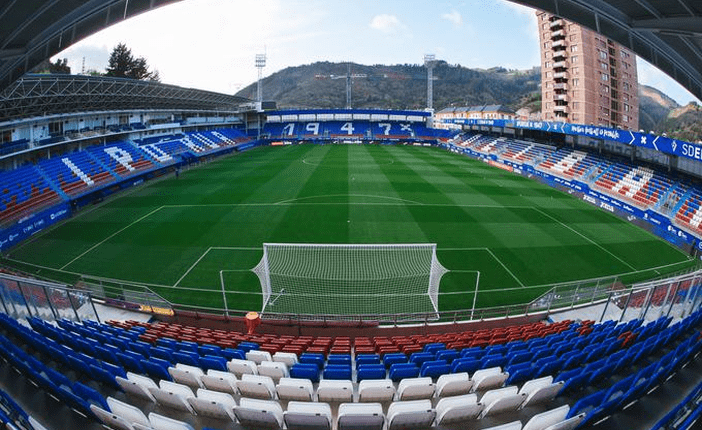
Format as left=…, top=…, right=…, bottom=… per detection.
left=252, top=243, right=448, bottom=319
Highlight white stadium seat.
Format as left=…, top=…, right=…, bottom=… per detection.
left=228, top=358, right=258, bottom=376
left=284, top=401, right=333, bottom=430
left=235, top=397, right=284, bottom=429
left=435, top=393, right=483, bottom=425
left=523, top=405, right=585, bottom=430
left=397, top=377, right=435, bottom=400
left=147, top=412, right=195, bottom=430
left=484, top=421, right=523, bottom=430
left=480, top=386, right=527, bottom=418
left=168, top=363, right=204, bottom=390
left=116, top=373, right=157, bottom=402
left=247, top=350, right=273, bottom=364
left=106, top=397, right=150, bottom=428
left=472, top=367, right=509, bottom=391
left=277, top=377, right=314, bottom=401
left=436, top=372, right=472, bottom=397
left=187, top=388, right=237, bottom=422
left=273, top=351, right=299, bottom=367
left=387, top=399, right=436, bottom=430
left=358, top=379, right=395, bottom=402
left=90, top=404, right=136, bottom=430
left=317, top=379, right=353, bottom=402
left=519, top=376, right=564, bottom=408
left=337, top=402, right=385, bottom=430
left=201, top=369, right=238, bottom=395
left=148, top=380, right=195, bottom=413
left=237, top=373, right=276, bottom=399
left=258, top=360, right=289, bottom=381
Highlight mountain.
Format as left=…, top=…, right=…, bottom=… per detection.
left=237, top=61, right=700, bottom=142
left=236, top=61, right=541, bottom=112
left=639, top=85, right=702, bottom=142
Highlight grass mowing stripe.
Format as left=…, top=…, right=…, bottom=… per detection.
left=60, top=205, right=164, bottom=270
left=532, top=206, right=636, bottom=271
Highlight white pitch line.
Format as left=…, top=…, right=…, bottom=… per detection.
left=532, top=206, right=637, bottom=271
left=485, top=248, right=526, bottom=287
left=173, top=247, right=212, bottom=287
left=60, top=206, right=165, bottom=270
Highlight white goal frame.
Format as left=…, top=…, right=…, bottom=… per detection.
left=252, top=243, right=448, bottom=318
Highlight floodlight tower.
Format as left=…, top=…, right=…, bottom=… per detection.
left=346, top=63, right=352, bottom=109
left=255, top=53, right=266, bottom=111
left=424, top=54, right=436, bottom=112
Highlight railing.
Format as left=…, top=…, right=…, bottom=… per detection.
left=1, top=266, right=701, bottom=326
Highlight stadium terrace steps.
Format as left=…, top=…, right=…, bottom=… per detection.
left=0, top=165, right=60, bottom=224
left=455, top=133, right=678, bottom=212
left=0, top=128, right=250, bottom=226
left=1, top=308, right=700, bottom=430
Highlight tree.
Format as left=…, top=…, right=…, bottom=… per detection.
left=105, top=43, right=160, bottom=82
left=49, top=58, right=71, bottom=74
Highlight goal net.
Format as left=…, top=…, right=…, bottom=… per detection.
left=252, top=243, right=448, bottom=319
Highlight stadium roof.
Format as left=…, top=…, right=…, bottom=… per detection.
left=0, top=0, right=182, bottom=92
left=512, top=0, right=702, bottom=102
left=0, top=74, right=251, bottom=123
left=0, top=0, right=701, bottom=102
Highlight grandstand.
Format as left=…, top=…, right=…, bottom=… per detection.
left=2, top=1, right=702, bottom=430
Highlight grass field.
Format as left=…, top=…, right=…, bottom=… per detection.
left=3, top=143, right=696, bottom=315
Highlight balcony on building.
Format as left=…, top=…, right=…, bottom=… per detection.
left=551, top=30, right=565, bottom=39
left=549, top=19, right=564, bottom=29
left=553, top=83, right=568, bottom=90
left=552, top=40, right=566, bottom=48
left=554, top=94, right=568, bottom=102
left=554, top=72, right=569, bottom=80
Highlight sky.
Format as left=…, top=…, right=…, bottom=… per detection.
left=53, top=0, right=700, bottom=106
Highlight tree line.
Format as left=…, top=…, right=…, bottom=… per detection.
left=36, top=43, right=159, bottom=82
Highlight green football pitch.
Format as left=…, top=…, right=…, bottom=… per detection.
left=3, top=144, right=696, bottom=314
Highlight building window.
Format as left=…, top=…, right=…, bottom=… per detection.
left=545, top=61, right=552, bottom=68
left=600, top=62, right=608, bottom=70
left=544, top=42, right=550, bottom=49
left=573, top=102, right=580, bottom=109
left=623, top=115, right=629, bottom=122
left=623, top=82, right=630, bottom=91
left=624, top=104, right=630, bottom=112
left=542, top=23, right=548, bottom=30
left=570, top=35, right=576, bottom=42
left=571, top=56, right=578, bottom=63
left=573, top=67, right=579, bottom=75
left=573, top=78, right=579, bottom=86
left=601, top=73, right=609, bottom=81
left=570, top=45, right=578, bottom=52
left=546, top=71, right=552, bottom=78
left=599, top=50, right=607, bottom=60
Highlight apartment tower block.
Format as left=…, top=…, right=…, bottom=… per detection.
left=537, top=11, right=639, bottom=130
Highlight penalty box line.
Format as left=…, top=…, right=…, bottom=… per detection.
left=173, top=246, right=262, bottom=288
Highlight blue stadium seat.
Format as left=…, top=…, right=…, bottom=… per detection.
left=436, top=349, right=459, bottom=363
left=290, top=363, right=320, bottom=383
left=141, top=358, right=172, bottom=381
left=451, top=358, right=481, bottom=374
left=357, top=354, right=381, bottom=366
left=420, top=360, right=451, bottom=378
left=300, top=353, right=325, bottom=369
left=389, top=363, right=420, bottom=382
left=200, top=355, right=227, bottom=372
left=220, top=348, right=246, bottom=361
left=323, top=364, right=352, bottom=380
left=357, top=364, right=386, bottom=381
left=383, top=353, right=407, bottom=368
left=327, top=354, right=352, bottom=366
left=172, top=351, right=200, bottom=367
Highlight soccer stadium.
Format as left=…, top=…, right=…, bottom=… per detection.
left=0, top=1, right=702, bottom=430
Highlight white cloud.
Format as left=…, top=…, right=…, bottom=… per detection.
left=369, top=14, right=404, bottom=34
left=441, top=10, right=462, bottom=27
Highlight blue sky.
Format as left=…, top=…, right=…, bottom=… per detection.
left=54, top=0, right=700, bottom=106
